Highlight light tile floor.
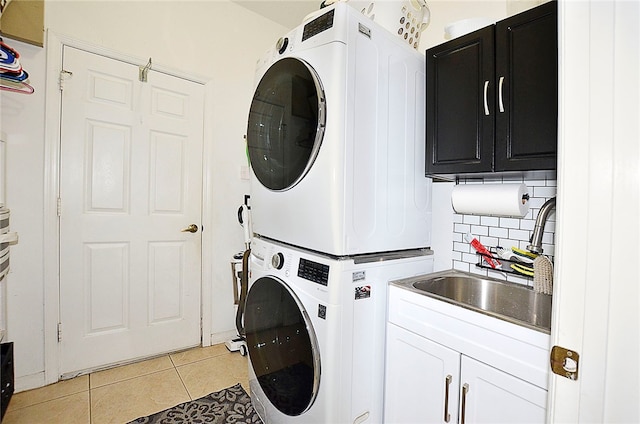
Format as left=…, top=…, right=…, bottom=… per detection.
left=2, top=343, right=249, bottom=424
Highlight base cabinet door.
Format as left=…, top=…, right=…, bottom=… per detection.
left=460, top=356, right=547, bottom=423
left=384, top=323, right=460, bottom=424
left=384, top=324, right=548, bottom=424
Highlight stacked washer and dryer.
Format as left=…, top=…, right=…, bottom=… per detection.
left=244, top=3, right=433, bottom=423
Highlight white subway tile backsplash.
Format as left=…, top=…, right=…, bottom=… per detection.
left=481, top=216, right=500, bottom=227
left=541, top=244, right=555, bottom=256
left=451, top=177, right=557, bottom=285
left=489, top=227, right=509, bottom=238
left=520, top=219, right=535, bottom=231
left=462, top=252, right=479, bottom=263
left=534, top=186, right=558, bottom=197
left=463, top=215, right=481, bottom=225
left=453, top=261, right=470, bottom=272
left=480, top=237, right=500, bottom=251
left=499, top=217, right=521, bottom=229
left=528, top=197, right=547, bottom=209
left=470, top=225, right=489, bottom=236
left=526, top=179, right=547, bottom=187
left=453, top=241, right=469, bottom=253
left=509, top=229, right=531, bottom=241
left=454, top=223, right=471, bottom=234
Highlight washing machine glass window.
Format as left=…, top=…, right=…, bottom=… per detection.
left=245, top=276, right=321, bottom=416
left=247, top=57, right=326, bottom=191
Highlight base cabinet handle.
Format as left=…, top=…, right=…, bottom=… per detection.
left=461, top=383, right=469, bottom=424
left=444, top=375, right=452, bottom=422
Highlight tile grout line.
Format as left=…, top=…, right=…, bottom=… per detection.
left=88, top=373, right=93, bottom=424
left=169, top=353, right=194, bottom=401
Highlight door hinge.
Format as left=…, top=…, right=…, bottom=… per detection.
left=59, top=70, right=73, bottom=92
left=550, top=345, right=579, bottom=380
left=57, top=197, right=62, bottom=217
left=57, top=322, right=63, bottom=342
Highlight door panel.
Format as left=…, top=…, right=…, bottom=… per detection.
left=494, top=0, right=557, bottom=171
left=426, top=26, right=495, bottom=175
left=384, top=323, right=460, bottom=424
left=461, top=356, right=546, bottom=423
left=59, top=46, right=204, bottom=375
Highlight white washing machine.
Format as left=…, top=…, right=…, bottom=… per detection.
left=245, top=236, right=433, bottom=424
left=246, top=2, right=432, bottom=256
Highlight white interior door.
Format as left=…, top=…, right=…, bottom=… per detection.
left=58, top=46, right=204, bottom=376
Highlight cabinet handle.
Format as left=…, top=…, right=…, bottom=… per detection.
left=483, top=81, right=490, bottom=115
left=461, top=383, right=469, bottom=424
left=498, top=76, right=505, bottom=113
left=444, top=375, right=452, bottom=422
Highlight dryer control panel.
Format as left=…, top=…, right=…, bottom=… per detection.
left=302, top=9, right=334, bottom=41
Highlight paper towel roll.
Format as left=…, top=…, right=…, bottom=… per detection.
left=451, top=183, right=530, bottom=217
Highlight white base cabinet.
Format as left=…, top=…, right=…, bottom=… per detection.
left=460, top=354, right=546, bottom=423
left=385, top=323, right=460, bottom=423
left=384, top=285, right=550, bottom=424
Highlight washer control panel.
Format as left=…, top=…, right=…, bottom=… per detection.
left=298, top=258, right=330, bottom=286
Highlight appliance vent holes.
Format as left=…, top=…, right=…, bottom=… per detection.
left=361, top=3, right=375, bottom=18
left=397, top=7, right=423, bottom=48
left=363, top=1, right=424, bottom=49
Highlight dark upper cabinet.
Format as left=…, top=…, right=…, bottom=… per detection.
left=426, top=26, right=495, bottom=174
left=426, top=1, right=557, bottom=179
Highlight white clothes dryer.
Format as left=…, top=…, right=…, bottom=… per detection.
left=244, top=236, right=433, bottom=424
left=246, top=2, right=432, bottom=256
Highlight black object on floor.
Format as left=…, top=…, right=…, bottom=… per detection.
left=1, top=342, right=14, bottom=421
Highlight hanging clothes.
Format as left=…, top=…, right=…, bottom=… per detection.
left=0, top=38, right=34, bottom=94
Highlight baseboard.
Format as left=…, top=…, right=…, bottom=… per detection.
left=15, top=371, right=45, bottom=393
left=210, top=330, right=237, bottom=346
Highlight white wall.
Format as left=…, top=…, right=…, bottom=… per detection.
left=417, top=0, right=549, bottom=51
left=0, top=38, right=48, bottom=391
left=1, top=0, right=289, bottom=390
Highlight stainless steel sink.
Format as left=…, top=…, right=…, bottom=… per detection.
left=395, top=270, right=552, bottom=333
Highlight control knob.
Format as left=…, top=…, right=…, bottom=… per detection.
left=276, top=37, right=289, bottom=54
left=271, top=252, right=285, bottom=270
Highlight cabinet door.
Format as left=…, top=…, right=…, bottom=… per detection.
left=494, top=1, right=558, bottom=171
left=384, top=323, right=460, bottom=424
left=459, top=356, right=547, bottom=424
left=426, top=25, right=495, bottom=176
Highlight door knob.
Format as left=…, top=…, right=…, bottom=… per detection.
left=181, top=224, right=198, bottom=233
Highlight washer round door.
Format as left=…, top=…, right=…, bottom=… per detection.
left=245, top=276, right=321, bottom=416
left=246, top=57, right=326, bottom=191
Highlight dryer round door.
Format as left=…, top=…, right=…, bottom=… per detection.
left=244, top=276, right=321, bottom=416
left=246, top=57, right=326, bottom=191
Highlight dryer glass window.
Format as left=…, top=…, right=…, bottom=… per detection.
left=247, top=58, right=325, bottom=191
left=245, top=276, right=320, bottom=416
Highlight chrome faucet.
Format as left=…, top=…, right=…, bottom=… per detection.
left=527, top=197, right=556, bottom=254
